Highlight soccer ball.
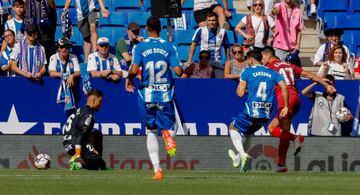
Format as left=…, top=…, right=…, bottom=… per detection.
left=336, top=107, right=351, bottom=122
left=34, top=153, right=51, bottom=170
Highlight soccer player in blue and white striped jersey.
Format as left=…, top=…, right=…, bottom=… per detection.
left=227, top=49, right=289, bottom=172
left=125, top=16, right=183, bottom=180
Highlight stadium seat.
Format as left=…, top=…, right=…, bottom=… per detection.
left=190, top=15, right=199, bottom=29
left=234, top=33, right=244, bottom=45
left=178, top=45, right=199, bottom=62
left=98, top=12, right=126, bottom=28
left=56, top=0, right=74, bottom=9
left=317, top=0, right=348, bottom=19
left=228, top=13, right=245, bottom=30
left=226, top=30, right=235, bottom=45
left=111, top=0, right=143, bottom=12
left=182, top=0, right=194, bottom=11
left=349, top=0, right=360, bottom=14
left=175, top=30, right=194, bottom=46
left=70, top=28, right=83, bottom=46
left=323, top=12, right=347, bottom=30
left=336, top=15, right=360, bottom=29
left=111, top=27, right=128, bottom=45
left=127, top=12, right=151, bottom=27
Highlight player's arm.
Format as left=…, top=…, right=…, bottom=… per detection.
left=171, top=45, right=183, bottom=77
left=278, top=80, right=289, bottom=118
left=63, top=0, right=72, bottom=11
left=300, top=70, right=336, bottom=94
left=236, top=80, right=247, bottom=98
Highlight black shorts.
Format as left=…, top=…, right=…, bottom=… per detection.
left=193, top=4, right=221, bottom=24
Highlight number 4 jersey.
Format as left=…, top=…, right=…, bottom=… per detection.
left=132, top=37, right=181, bottom=103
left=240, top=65, right=284, bottom=119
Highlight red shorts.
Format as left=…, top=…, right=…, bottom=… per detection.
left=276, top=87, right=300, bottom=119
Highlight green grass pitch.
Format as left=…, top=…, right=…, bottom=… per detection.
left=1, top=169, right=360, bottom=195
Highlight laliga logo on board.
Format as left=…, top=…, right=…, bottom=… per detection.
left=248, top=144, right=278, bottom=171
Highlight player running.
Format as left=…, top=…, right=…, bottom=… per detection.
left=261, top=46, right=336, bottom=172
left=62, top=89, right=106, bottom=170
left=125, top=16, right=183, bottom=180
left=228, top=49, right=289, bottom=172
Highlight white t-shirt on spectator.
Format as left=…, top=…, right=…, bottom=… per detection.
left=87, top=52, right=121, bottom=71
left=48, top=53, right=80, bottom=73
left=241, top=15, right=266, bottom=48
left=317, top=61, right=353, bottom=80
left=194, top=0, right=218, bottom=11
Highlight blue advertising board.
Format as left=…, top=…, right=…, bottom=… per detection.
left=0, top=77, right=358, bottom=136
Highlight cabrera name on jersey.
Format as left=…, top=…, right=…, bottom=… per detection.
left=241, top=65, right=284, bottom=118
left=132, top=37, right=181, bottom=103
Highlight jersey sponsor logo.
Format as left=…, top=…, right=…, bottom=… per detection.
left=146, top=84, right=170, bottom=91
left=252, top=102, right=272, bottom=108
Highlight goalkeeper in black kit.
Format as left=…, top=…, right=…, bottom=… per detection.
left=62, top=89, right=106, bottom=170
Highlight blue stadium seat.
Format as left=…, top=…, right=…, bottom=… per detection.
left=97, top=28, right=114, bottom=45
left=323, top=12, right=347, bottom=30
left=182, top=0, right=194, bottom=11
left=336, top=15, right=360, bottom=29
left=317, top=0, right=348, bottom=19
left=98, top=12, right=126, bottom=28
left=349, top=0, right=360, bottom=14
left=226, top=30, right=235, bottom=45
left=228, top=13, right=245, bottom=30
left=111, top=28, right=128, bottom=45
left=178, top=45, right=199, bottom=62
left=175, top=30, right=194, bottom=46
left=70, top=28, right=83, bottom=46
left=341, top=30, right=353, bottom=48
left=234, top=33, right=244, bottom=45
left=127, top=12, right=151, bottom=27
left=56, top=0, right=74, bottom=8
left=111, top=0, right=143, bottom=12
left=190, top=14, right=198, bottom=29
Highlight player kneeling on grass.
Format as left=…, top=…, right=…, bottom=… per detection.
left=125, top=16, right=183, bottom=180
left=62, top=89, right=106, bottom=170
left=227, top=49, right=289, bottom=172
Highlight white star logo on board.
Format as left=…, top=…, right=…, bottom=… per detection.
left=0, top=105, right=37, bottom=134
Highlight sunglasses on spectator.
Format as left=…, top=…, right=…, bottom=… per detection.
left=232, top=50, right=243, bottom=55
left=131, top=29, right=140, bottom=35
left=99, top=44, right=109, bottom=47
left=59, top=45, right=71, bottom=49
left=27, top=32, right=37, bottom=37
left=253, top=3, right=263, bottom=7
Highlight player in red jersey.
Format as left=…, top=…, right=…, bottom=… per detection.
left=261, top=46, right=336, bottom=172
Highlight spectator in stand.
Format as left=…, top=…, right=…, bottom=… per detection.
left=313, top=28, right=352, bottom=68
left=87, top=37, right=123, bottom=81
left=115, top=22, right=144, bottom=78
left=271, top=0, right=303, bottom=60
left=310, top=0, right=317, bottom=16
left=235, top=0, right=270, bottom=49
left=24, top=0, right=57, bottom=63
left=182, top=50, right=214, bottom=78
left=0, top=29, right=16, bottom=76
left=302, top=75, right=352, bottom=136
left=317, top=45, right=354, bottom=80
left=63, top=0, right=110, bottom=63
left=224, top=44, right=247, bottom=79
left=48, top=37, right=80, bottom=86
left=10, top=24, right=47, bottom=80
left=354, top=56, right=360, bottom=80
left=0, top=0, right=11, bottom=38
left=1, top=0, right=24, bottom=53
left=181, top=0, right=231, bottom=29
left=188, top=12, right=230, bottom=78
